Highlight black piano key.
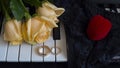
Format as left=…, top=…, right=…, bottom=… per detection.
left=53, top=23, right=61, bottom=40
left=0, top=12, right=3, bottom=33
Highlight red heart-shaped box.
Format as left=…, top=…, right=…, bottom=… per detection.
left=87, top=15, right=112, bottom=41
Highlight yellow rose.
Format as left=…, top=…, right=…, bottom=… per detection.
left=36, top=1, right=65, bottom=23
left=22, top=16, right=57, bottom=44
left=3, top=19, right=22, bottom=45
left=43, top=2, right=65, bottom=17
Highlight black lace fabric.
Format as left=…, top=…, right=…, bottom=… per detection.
left=54, top=0, right=120, bottom=68
left=84, top=1, right=120, bottom=65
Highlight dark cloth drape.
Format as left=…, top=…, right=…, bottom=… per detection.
left=54, top=0, right=120, bottom=68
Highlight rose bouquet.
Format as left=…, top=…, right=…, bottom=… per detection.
left=0, top=0, right=65, bottom=45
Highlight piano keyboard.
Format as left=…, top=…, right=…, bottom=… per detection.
left=0, top=20, right=67, bottom=62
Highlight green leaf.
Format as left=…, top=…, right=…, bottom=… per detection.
left=23, top=0, right=42, bottom=7
left=10, top=0, right=29, bottom=20
left=0, top=0, right=11, bottom=20
left=0, top=0, right=10, bottom=12
left=3, top=0, right=11, bottom=13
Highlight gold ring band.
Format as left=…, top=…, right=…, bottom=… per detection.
left=51, top=47, right=61, bottom=55
left=38, top=45, right=51, bottom=56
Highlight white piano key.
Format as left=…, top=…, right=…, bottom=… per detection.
left=19, top=43, right=31, bottom=62
left=56, top=24, right=67, bottom=62
left=7, top=44, right=20, bottom=62
left=44, top=35, right=55, bottom=62
left=32, top=43, right=43, bottom=62
left=0, top=36, right=8, bottom=61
